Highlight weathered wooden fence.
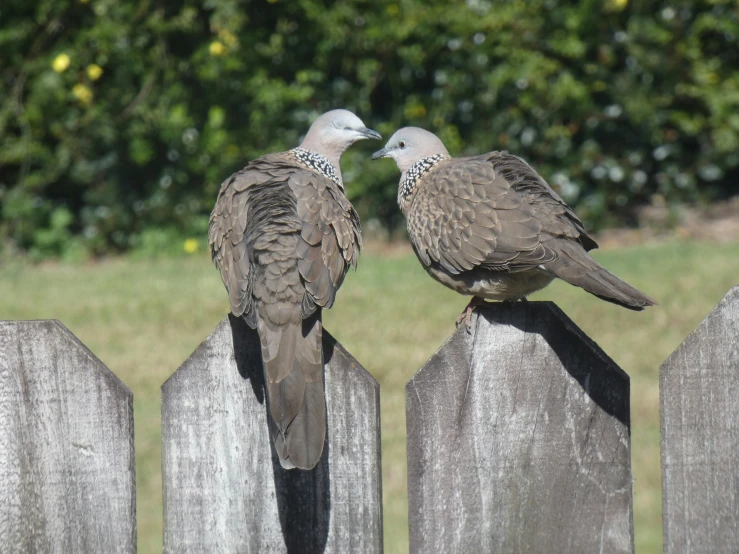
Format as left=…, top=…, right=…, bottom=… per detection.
left=0, top=320, right=135, bottom=554
left=660, top=286, right=739, bottom=553
left=161, top=315, right=382, bottom=553
left=406, top=302, right=633, bottom=553
left=0, top=286, right=737, bottom=553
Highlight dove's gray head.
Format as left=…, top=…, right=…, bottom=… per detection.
left=371, top=127, right=450, bottom=173
left=372, top=127, right=451, bottom=212
left=299, top=109, right=381, bottom=169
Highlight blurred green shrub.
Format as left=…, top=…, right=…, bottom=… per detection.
left=1, top=0, right=738, bottom=256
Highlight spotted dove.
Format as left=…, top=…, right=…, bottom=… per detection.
left=372, top=127, right=655, bottom=325
left=209, top=110, right=380, bottom=469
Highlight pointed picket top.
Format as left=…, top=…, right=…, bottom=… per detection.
left=661, top=285, right=739, bottom=372
left=661, top=286, right=739, bottom=553
left=0, top=320, right=136, bottom=553
left=161, top=315, right=382, bottom=553
left=406, top=301, right=633, bottom=554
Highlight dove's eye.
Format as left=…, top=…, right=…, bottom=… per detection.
left=399, top=141, right=406, bottom=149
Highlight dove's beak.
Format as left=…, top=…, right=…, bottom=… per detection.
left=371, top=147, right=391, bottom=160
left=359, top=128, right=382, bottom=140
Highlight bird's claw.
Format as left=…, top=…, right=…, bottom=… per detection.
left=455, top=297, right=483, bottom=333
left=455, top=306, right=475, bottom=332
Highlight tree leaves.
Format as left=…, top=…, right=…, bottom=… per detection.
left=1, top=0, right=738, bottom=256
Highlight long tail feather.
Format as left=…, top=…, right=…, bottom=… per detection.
left=545, top=240, right=657, bottom=310
left=257, top=308, right=325, bottom=470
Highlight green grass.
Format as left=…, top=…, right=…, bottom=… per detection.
left=2, top=239, right=738, bottom=553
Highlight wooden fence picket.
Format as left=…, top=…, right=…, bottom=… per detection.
left=406, top=302, right=633, bottom=554
left=4, top=285, right=739, bottom=553
left=0, top=320, right=136, bottom=554
left=661, top=286, right=739, bottom=553
left=161, top=315, right=382, bottom=554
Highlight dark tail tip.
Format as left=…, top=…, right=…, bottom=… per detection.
left=546, top=240, right=657, bottom=311
left=575, top=267, right=657, bottom=311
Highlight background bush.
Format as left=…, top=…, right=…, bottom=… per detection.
left=2, top=0, right=738, bottom=257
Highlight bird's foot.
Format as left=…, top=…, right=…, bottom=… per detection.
left=456, top=297, right=485, bottom=332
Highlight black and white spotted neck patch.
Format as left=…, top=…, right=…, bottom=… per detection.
left=291, top=148, right=342, bottom=187
left=398, top=154, right=448, bottom=206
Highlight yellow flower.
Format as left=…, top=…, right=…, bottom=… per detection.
left=87, top=64, right=103, bottom=81
left=386, top=4, right=399, bottom=15
left=184, top=239, right=199, bottom=254
left=606, top=0, right=628, bottom=10
left=52, top=53, right=71, bottom=73
left=209, top=41, right=226, bottom=56
left=72, top=84, right=93, bottom=105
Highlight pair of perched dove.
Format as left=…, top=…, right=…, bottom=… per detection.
left=209, top=109, right=655, bottom=470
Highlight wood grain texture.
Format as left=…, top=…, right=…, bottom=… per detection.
left=406, top=302, right=633, bottom=554
left=661, top=286, right=739, bottom=554
left=162, top=315, right=382, bottom=554
left=0, top=320, right=136, bottom=554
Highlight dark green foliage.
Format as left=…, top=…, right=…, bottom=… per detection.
left=1, top=0, right=738, bottom=256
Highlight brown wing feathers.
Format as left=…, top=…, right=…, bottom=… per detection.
left=292, top=171, right=361, bottom=317
left=410, top=158, right=557, bottom=276
left=209, top=152, right=360, bottom=470
left=407, top=152, right=655, bottom=310
left=487, top=152, right=599, bottom=251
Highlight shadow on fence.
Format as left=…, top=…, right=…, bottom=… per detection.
left=161, top=315, right=382, bottom=554
left=228, top=314, right=333, bottom=554
left=406, top=302, right=632, bottom=553
left=1, top=286, right=737, bottom=553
